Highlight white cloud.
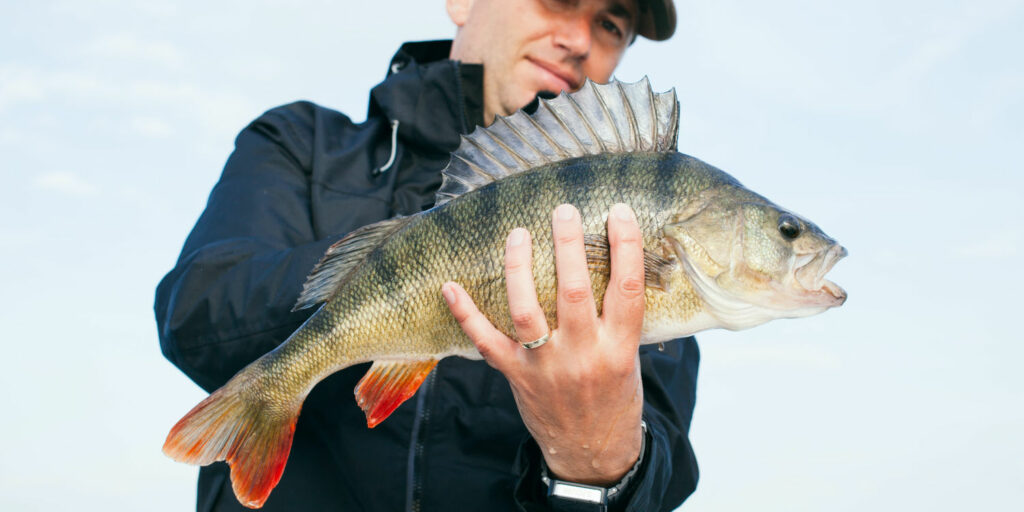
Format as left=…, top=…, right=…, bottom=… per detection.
left=124, top=79, right=255, bottom=138
left=955, top=231, right=1021, bottom=260
left=82, top=33, right=186, bottom=70
left=0, top=67, right=46, bottom=110
left=969, top=71, right=1024, bottom=134
left=130, top=116, right=174, bottom=139
left=46, top=0, right=178, bottom=22
left=0, top=64, right=253, bottom=140
left=0, top=65, right=112, bottom=110
left=32, top=171, right=100, bottom=197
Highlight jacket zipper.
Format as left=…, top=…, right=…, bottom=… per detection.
left=405, top=370, right=437, bottom=511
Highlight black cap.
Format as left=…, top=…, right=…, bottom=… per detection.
left=636, top=0, right=676, bottom=41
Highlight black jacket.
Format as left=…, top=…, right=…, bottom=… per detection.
left=155, top=41, right=700, bottom=512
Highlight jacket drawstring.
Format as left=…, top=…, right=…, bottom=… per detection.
left=375, top=119, right=400, bottom=175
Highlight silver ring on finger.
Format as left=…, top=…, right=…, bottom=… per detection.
left=520, top=332, right=550, bottom=350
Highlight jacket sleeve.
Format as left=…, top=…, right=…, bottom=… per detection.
left=154, top=103, right=345, bottom=392
left=514, top=337, right=701, bottom=511
left=625, top=337, right=701, bottom=510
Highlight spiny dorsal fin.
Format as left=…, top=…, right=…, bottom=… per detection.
left=435, top=77, right=679, bottom=206
left=292, top=216, right=413, bottom=311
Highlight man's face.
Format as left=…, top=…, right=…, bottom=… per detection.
left=448, top=0, right=637, bottom=124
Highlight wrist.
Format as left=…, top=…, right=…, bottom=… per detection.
left=542, top=421, right=645, bottom=485
left=541, top=421, right=648, bottom=508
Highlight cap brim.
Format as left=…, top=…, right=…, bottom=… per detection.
left=636, top=0, right=676, bottom=41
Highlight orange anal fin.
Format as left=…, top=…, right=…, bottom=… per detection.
left=354, top=360, right=438, bottom=428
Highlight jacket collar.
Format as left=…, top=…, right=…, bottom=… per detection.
left=367, top=40, right=484, bottom=157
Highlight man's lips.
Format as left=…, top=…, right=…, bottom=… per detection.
left=527, top=58, right=580, bottom=92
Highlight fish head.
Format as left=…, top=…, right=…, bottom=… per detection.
left=664, top=189, right=847, bottom=330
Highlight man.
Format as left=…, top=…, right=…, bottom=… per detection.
left=156, top=0, right=699, bottom=510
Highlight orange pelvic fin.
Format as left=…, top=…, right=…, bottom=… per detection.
left=163, top=369, right=300, bottom=509
left=355, top=359, right=438, bottom=428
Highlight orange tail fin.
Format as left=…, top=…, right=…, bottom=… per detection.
left=355, top=360, right=438, bottom=427
left=163, top=367, right=301, bottom=509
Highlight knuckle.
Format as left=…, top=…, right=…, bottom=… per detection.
left=562, top=364, right=586, bottom=384
left=505, top=257, right=529, bottom=275
left=593, top=352, right=632, bottom=381
left=568, top=364, right=608, bottom=391
left=474, top=340, right=498, bottom=363
left=452, top=308, right=473, bottom=324
left=613, top=230, right=643, bottom=246
left=510, top=309, right=539, bottom=328
left=560, top=283, right=592, bottom=304
left=617, top=276, right=646, bottom=299
left=473, top=338, right=491, bottom=357
left=473, top=334, right=513, bottom=372
left=608, top=365, right=633, bottom=383
left=579, top=365, right=602, bottom=383
left=611, top=356, right=638, bottom=379
left=554, top=230, right=581, bottom=246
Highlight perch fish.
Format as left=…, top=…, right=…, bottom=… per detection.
left=163, top=78, right=847, bottom=508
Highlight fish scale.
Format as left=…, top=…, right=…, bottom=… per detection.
left=163, top=79, right=847, bottom=509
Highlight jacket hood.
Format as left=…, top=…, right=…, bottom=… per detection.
left=368, top=40, right=484, bottom=158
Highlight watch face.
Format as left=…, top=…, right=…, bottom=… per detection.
left=550, top=481, right=608, bottom=504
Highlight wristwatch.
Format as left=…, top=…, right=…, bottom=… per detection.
left=540, top=421, right=648, bottom=512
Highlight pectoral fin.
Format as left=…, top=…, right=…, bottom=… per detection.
left=583, top=234, right=677, bottom=292
left=354, top=360, right=439, bottom=428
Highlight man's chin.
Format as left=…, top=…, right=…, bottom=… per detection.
left=520, top=90, right=558, bottom=115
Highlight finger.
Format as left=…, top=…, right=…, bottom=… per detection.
left=601, top=203, right=646, bottom=348
left=442, top=281, right=518, bottom=371
left=504, top=228, right=551, bottom=349
left=551, top=204, right=598, bottom=344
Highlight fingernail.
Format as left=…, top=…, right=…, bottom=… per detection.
left=612, top=203, right=635, bottom=222
left=555, top=204, right=575, bottom=221
left=508, top=228, right=526, bottom=247
left=441, top=283, right=456, bottom=305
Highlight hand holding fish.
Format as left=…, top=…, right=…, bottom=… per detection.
left=442, top=202, right=646, bottom=485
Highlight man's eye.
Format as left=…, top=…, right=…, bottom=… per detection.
left=601, top=19, right=623, bottom=38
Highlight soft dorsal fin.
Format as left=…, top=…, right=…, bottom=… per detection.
left=292, top=216, right=413, bottom=311
left=435, top=77, right=679, bottom=206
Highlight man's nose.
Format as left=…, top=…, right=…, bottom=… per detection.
left=552, top=15, right=592, bottom=58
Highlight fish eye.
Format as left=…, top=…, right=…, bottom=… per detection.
left=778, top=214, right=802, bottom=240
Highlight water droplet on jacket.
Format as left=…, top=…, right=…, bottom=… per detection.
left=658, top=342, right=665, bottom=352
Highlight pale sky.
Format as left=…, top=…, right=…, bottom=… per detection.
left=1, top=1, right=1022, bottom=510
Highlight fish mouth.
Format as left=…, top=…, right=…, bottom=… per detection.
left=794, top=244, right=848, bottom=305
